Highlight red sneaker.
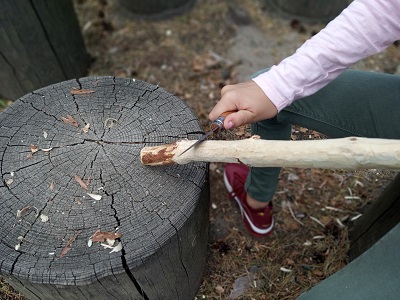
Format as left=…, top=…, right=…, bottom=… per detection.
left=223, top=163, right=274, bottom=237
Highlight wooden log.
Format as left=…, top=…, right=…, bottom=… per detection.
left=140, top=135, right=400, bottom=170
left=0, top=76, right=208, bottom=299
left=0, top=0, right=90, bottom=100
left=349, top=173, right=400, bottom=260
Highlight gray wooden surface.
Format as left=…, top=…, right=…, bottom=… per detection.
left=0, top=76, right=208, bottom=299
left=0, top=0, right=89, bottom=100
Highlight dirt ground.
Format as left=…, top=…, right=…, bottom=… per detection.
left=1, top=0, right=399, bottom=299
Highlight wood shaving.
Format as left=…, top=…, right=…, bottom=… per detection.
left=110, top=242, right=123, bottom=253
left=70, top=88, right=95, bottom=95
left=90, top=230, right=122, bottom=243
left=30, top=144, right=39, bottom=153
left=61, top=114, right=79, bottom=127
left=87, top=193, right=102, bottom=200
left=81, top=123, right=90, bottom=133
left=60, top=230, right=82, bottom=258
left=39, top=214, right=49, bottom=223
left=75, top=175, right=88, bottom=190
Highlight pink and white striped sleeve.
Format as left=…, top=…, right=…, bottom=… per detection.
left=252, top=0, right=400, bottom=112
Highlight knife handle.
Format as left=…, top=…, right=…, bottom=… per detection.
left=210, top=111, right=236, bottom=132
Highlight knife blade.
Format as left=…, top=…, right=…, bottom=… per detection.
left=179, top=111, right=234, bottom=156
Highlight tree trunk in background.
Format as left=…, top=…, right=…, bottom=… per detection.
left=263, top=0, right=351, bottom=23
left=118, top=0, right=196, bottom=19
left=0, top=0, right=90, bottom=100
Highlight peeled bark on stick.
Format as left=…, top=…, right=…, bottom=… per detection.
left=140, top=135, right=400, bottom=170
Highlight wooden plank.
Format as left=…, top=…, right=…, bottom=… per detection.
left=349, top=173, right=400, bottom=260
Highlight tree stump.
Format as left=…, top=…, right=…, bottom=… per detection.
left=0, top=76, right=209, bottom=300
left=0, top=0, right=90, bottom=100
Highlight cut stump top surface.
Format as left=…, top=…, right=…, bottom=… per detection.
left=0, top=76, right=206, bottom=285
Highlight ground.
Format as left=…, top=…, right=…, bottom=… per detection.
left=1, top=0, right=399, bottom=299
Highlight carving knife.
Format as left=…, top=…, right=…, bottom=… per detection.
left=179, top=111, right=234, bottom=156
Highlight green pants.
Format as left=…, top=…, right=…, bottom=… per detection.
left=245, top=69, right=400, bottom=202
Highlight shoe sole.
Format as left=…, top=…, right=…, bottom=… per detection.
left=223, top=170, right=274, bottom=236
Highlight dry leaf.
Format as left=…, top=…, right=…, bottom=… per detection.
left=49, top=181, right=55, bottom=190
left=87, top=193, right=102, bottom=201
left=74, top=175, right=88, bottom=190
left=215, top=285, right=224, bottom=294
left=61, top=114, right=79, bottom=127
left=312, top=269, right=324, bottom=277
left=70, top=88, right=95, bottom=95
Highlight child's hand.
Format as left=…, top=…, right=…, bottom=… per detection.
left=209, top=81, right=278, bottom=129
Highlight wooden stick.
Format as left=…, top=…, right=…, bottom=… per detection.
left=140, top=135, right=400, bottom=170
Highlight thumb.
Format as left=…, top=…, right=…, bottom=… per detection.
left=223, top=110, right=254, bottom=129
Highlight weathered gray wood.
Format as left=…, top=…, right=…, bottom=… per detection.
left=118, top=0, right=196, bottom=19
left=0, top=0, right=89, bottom=100
left=0, top=76, right=208, bottom=299
left=349, top=173, right=400, bottom=260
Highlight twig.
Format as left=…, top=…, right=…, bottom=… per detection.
left=286, top=201, right=304, bottom=226
left=309, top=216, right=325, bottom=228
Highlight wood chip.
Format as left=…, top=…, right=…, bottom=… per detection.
left=74, top=175, right=88, bottom=190
left=70, top=88, right=95, bottom=95
left=81, top=123, right=90, bottom=133
left=30, top=144, right=39, bottom=153
left=39, top=214, right=49, bottom=222
left=110, top=242, right=123, bottom=253
left=60, top=230, right=82, bottom=258
left=61, top=114, right=79, bottom=127
left=87, top=193, right=102, bottom=200
left=90, top=230, right=122, bottom=243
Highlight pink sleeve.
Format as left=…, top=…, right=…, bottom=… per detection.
left=252, top=0, right=400, bottom=112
